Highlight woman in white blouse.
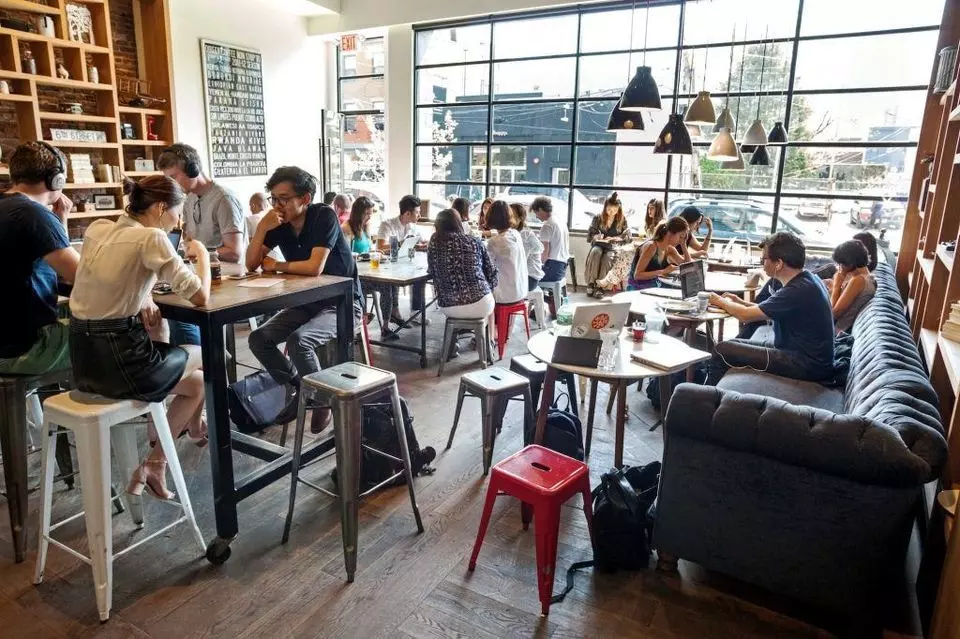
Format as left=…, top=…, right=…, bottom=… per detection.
left=509, top=202, right=543, bottom=292
left=69, top=176, right=212, bottom=500
left=485, top=200, right=529, bottom=305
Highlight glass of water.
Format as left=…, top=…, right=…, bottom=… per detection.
left=598, top=327, right=620, bottom=371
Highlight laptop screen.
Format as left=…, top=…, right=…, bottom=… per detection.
left=679, top=260, right=705, bottom=299
left=167, top=229, right=183, bottom=251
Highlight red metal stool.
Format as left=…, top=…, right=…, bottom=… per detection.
left=469, top=445, right=593, bottom=616
left=494, top=300, right=530, bottom=360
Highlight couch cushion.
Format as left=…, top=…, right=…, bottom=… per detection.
left=718, top=369, right=844, bottom=413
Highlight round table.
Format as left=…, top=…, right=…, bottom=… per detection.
left=612, top=289, right=729, bottom=351
left=527, top=330, right=711, bottom=468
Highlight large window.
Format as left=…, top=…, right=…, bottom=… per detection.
left=413, top=0, right=943, bottom=251
left=339, top=35, right=386, bottom=212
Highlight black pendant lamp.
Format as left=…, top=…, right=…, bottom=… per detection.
left=654, top=113, right=694, bottom=155
left=767, top=121, right=788, bottom=145
left=606, top=99, right=644, bottom=131
left=619, top=1, right=661, bottom=112
left=749, top=145, right=771, bottom=166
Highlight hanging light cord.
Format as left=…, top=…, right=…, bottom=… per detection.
left=733, top=24, right=747, bottom=133
left=755, top=27, right=769, bottom=119
left=623, top=0, right=637, bottom=87
left=642, top=0, right=649, bottom=65
left=724, top=27, right=735, bottom=109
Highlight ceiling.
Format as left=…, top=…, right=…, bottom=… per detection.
left=266, top=0, right=339, bottom=16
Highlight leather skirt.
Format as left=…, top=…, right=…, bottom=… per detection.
left=70, top=317, right=187, bottom=403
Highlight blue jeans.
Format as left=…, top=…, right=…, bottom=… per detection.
left=169, top=320, right=201, bottom=346
left=541, top=259, right=567, bottom=283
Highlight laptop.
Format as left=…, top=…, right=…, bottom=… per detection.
left=167, top=228, right=183, bottom=251
left=570, top=302, right=631, bottom=340
left=552, top=335, right=602, bottom=368
left=398, top=235, right=419, bottom=258
left=679, top=260, right=706, bottom=301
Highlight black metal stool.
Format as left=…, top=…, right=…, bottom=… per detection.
left=509, top=354, right=579, bottom=416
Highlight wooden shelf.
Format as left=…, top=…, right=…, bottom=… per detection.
left=68, top=209, right=123, bottom=219
left=0, top=93, right=34, bottom=102
left=38, top=111, right=116, bottom=123
left=0, top=28, right=110, bottom=54
left=33, top=76, right=113, bottom=91
left=939, top=334, right=960, bottom=395
left=121, top=139, right=168, bottom=146
left=47, top=140, right=118, bottom=149
left=0, top=0, right=60, bottom=15
left=118, top=106, right=166, bottom=116
left=921, top=328, right=938, bottom=365
left=123, top=170, right=160, bottom=177
left=938, top=244, right=956, bottom=271
left=62, top=182, right=121, bottom=190
left=950, top=104, right=960, bottom=122
left=920, top=256, right=936, bottom=283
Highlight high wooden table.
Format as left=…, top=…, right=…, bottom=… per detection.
left=357, top=255, right=432, bottom=368
left=658, top=270, right=759, bottom=297
left=527, top=331, right=710, bottom=468
left=154, top=272, right=354, bottom=564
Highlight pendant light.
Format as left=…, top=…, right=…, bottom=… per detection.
left=684, top=49, right=716, bottom=125
left=708, top=128, right=738, bottom=161
left=654, top=113, right=694, bottom=155
left=713, top=28, right=738, bottom=133
left=742, top=30, right=769, bottom=146
left=767, top=121, right=788, bottom=145
left=749, top=144, right=771, bottom=166
left=720, top=28, right=747, bottom=170
left=607, top=4, right=646, bottom=131
left=620, top=1, right=662, bottom=112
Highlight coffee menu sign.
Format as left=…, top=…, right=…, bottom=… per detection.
left=200, top=39, right=268, bottom=178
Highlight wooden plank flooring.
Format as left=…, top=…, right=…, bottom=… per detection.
left=0, top=296, right=921, bottom=637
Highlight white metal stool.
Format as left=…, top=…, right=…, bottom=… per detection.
left=539, top=280, right=566, bottom=316
left=446, top=368, right=534, bottom=475
left=437, top=316, right=492, bottom=376
left=527, top=288, right=546, bottom=329
left=34, top=391, right=204, bottom=622
left=281, top=362, right=424, bottom=583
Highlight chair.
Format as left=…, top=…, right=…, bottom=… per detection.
left=527, top=288, right=546, bottom=330
left=469, top=445, right=594, bottom=616
left=281, top=363, right=424, bottom=582
left=494, top=300, right=530, bottom=360
left=34, top=392, right=205, bottom=621
left=446, top=368, right=533, bottom=475
left=437, top=316, right=492, bottom=376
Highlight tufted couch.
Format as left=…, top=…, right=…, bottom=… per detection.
left=652, top=263, right=947, bottom=623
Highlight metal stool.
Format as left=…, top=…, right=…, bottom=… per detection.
left=509, top=355, right=579, bottom=417
left=281, top=362, right=424, bottom=582
left=527, top=288, right=546, bottom=329
left=539, top=280, right=566, bottom=317
left=567, top=256, right=579, bottom=292
left=446, top=368, right=534, bottom=475
left=437, top=316, right=492, bottom=376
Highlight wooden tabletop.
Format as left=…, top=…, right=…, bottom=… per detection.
left=527, top=330, right=710, bottom=380
left=357, top=254, right=430, bottom=285
left=612, top=290, right=728, bottom=323
left=659, top=270, right=759, bottom=294
left=706, top=259, right=761, bottom=273
left=153, top=272, right=352, bottom=314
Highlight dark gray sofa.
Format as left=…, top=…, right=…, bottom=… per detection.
left=652, top=263, right=947, bottom=621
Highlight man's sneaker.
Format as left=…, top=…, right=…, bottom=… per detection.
left=274, top=389, right=300, bottom=425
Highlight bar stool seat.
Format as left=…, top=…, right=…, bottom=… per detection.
left=527, top=288, right=546, bottom=329
left=509, top=355, right=579, bottom=416
left=446, top=368, right=534, bottom=475
left=34, top=391, right=205, bottom=622
left=539, top=280, right=566, bottom=317
left=437, top=316, right=492, bottom=376
left=281, top=362, right=424, bottom=583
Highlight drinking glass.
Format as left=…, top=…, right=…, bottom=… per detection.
left=598, top=327, right=620, bottom=372
left=370, top=251, right=381, bottom=269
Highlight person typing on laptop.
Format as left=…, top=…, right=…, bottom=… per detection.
left=704, top=232, right=834, bottom=385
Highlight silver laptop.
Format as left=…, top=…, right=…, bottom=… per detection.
left=398, top=235, right=419, bottom=258
left=570, top=302, right=632, bottom=339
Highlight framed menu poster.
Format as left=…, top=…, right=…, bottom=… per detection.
left=200, top=39, right=268, bottom=178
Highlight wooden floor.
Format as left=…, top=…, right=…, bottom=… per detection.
left=0, top=293, right=921, bottom=638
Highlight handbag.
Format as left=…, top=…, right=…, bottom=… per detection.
left=227, top=371, right=287, bottom=434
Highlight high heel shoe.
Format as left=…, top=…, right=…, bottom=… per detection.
left=127, top=459, right=175, bottom=500
left=184, top=419, right=208, bottom=448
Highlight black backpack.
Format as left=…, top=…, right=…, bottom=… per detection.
left=331, top=397, right=436, bottom=492
left=523, top=393, right=584, bottom=461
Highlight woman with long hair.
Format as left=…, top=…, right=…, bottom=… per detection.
left=477, top=197, right=494, bottom=231
left=341, top=195, right=374, bottom=254
left=644, top=198, right=665, bottom=238
left=486, top=200, right=528, bottom=305
left=584, top=191, right=631, bottom=297
left=510, top=202, right=543, bottom=292
left=452, top=197, right=470, bottom=224
left=676, top=206, right=713, bottom=259
left=831, top=239, right=877, bottom=333
left=69, top=176, right=211, bottom=499
left=627, top=217, right=688, bottom=290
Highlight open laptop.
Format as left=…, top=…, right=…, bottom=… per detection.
left=398, top=235, right=418, bottom=258
left=570, top=302, right=631, bottom=339
left=167, top=228, right=183, bottom=251
left=679, top=259, right=706, bottom=301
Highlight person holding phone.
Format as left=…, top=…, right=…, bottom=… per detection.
left=627, top=216, right=688, bottom=290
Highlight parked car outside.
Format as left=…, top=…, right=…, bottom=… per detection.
left=667, top=198, right=805, bottom=244
left=848, top=200, right=904, bottom=230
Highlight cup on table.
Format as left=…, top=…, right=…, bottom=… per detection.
left=696, top=291, right=711, bottom=314
left=598, top=327, right=620, bottom=372
left=370, top=251, right=382, bottom=269
left=631, top=320, right=646, bottom=342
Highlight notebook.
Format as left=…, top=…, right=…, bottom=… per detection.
left=552, top=335, right=602, bottom=368
left=630, top=342, right=704, bottom=371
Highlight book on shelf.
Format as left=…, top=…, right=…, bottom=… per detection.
left=941, top=303, right=960, bottom=342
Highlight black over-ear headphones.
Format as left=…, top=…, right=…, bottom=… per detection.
left=164, top=144, right=201, bottom=179
left=35, top=140, right=66, bottom=191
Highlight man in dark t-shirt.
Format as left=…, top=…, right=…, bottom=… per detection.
left=246, top=166, right=363, bottom=432
left=705, top=232, right=835, bottom=385
left=0, top=142, right=80, bottom=375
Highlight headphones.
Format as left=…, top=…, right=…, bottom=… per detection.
left=164, top=144, right=201, bottom=179
left=33, top=141, right=66, bottom=191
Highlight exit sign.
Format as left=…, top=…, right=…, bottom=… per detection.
left=340, top=34, right=359, bottom=52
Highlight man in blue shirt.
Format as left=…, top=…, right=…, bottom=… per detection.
left=705, top=232, right=835, bottom=385
left=0, top=142, right=80, bottom=375
left=246, top=166, right=363, bottom=432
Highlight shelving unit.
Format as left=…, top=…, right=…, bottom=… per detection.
left=0, top=0, right=176, bottom=232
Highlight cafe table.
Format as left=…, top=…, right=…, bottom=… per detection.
left=612, top=290, right=729, bottom=345
left=527, top=330, right=710, bottom=468
left=356, top=254, right=432, bottom=368
left=154, top=271, right=354, bottom=564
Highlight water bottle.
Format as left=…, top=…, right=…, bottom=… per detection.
left=556, top=296, right=573, bottom=326
left=389, top=236, right=400, bottom=262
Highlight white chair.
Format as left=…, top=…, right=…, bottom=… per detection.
left=527, top=288, right=546, bottom=330
left=34, top=392, right=204, bottom=622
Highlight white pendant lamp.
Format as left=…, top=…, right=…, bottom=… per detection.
left=713, top=105, right=735, bottom=133
left=708, top=127, right=738, bottom=161
left=720, top=144, right=745, bottom=170
left=743, top=118, right=768, bottom=145
left=720, top=27, right=748, bottom=171
left=685, top=91, right=717, bottom=126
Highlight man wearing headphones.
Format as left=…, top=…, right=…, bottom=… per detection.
left=0, top=141, right=80, bottom=375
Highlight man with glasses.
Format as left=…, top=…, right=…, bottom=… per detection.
left=158, top=143, right=246, bottom=346
left=704, top=232, right=835, bottom=385
left=246, top=166, right=363, bottom=433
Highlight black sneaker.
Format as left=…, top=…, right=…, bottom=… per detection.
left=274, top=391, right=300, bottom=425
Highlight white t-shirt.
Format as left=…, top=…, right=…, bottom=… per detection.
left=487, top=229, right=529, bottom=304
left=520, top=228, right=544, bottom=280
left=539, top=216, right=569, bottom=263
left=70, top=215, right=201, bottom=320
left=184, top=182, right=246, bottom=250
left=376, top=216, right=421, bottom=243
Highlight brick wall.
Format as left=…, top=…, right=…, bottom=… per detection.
left=110, top=0, right=139, bottom=83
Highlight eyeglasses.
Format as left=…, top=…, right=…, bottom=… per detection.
left=268, top=194, right=297, bottom=207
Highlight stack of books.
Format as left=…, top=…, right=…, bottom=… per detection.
left=68, top=153, right=95, bottom=184
left=942, top=302, right=960, bottom=342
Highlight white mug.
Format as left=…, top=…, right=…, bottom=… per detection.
left=36, top=16, right=56, bottom=38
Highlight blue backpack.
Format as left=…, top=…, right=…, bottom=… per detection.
left=524, top=393, right=584, bottom=461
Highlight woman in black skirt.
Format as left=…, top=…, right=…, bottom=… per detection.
left=69, top=176, right=211, bottom=499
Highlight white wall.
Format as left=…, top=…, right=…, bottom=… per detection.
left=168, top=0, right=331, bottom=201
left=385, top=24, right=413, bottom=211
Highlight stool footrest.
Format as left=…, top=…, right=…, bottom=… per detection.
left=48, top=492, right=129, bottom=532
left=297, top=477, right=337, bottom=499
left=112, top=517, right=188, bottom=559
left=359, top=471, right=405, bottom=498
left=362, top=444, right=402, bottom=465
